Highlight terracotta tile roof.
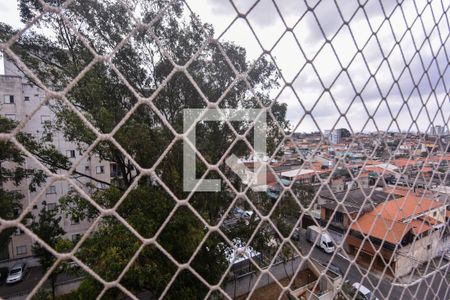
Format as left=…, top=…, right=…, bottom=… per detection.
left=311, top=161, right=324, bottom=171
left=391, top=158, right=419, bottom=168
left=365, top=160, right=383, bottom=165
left=350, top=195, right=444, bottom=244
left=371, top=195, right=443, bottom=221
left=420, top=154, right=450, bottom=163
left=421, top=166, right=433, bottom=173
left=350, top=214, right=409, bottom=244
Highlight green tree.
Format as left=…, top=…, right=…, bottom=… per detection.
left=0, top=116, right=63, bottom=255
left=340, top=128, right=351, bottom=138
left=30, top=206, right=65, bottom=300
left=3, top=0, right=290, bottom=298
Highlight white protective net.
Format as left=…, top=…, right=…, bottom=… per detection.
left=0, top=0, right=449, bottom=299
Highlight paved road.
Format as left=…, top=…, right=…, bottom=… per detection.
left=2, top=238, right=449, bottom=299
left=296, top=229, right=450, bottom=300
left=0, top=267, right=78, bottom=299
left=0, top=267, right=44, bottom=299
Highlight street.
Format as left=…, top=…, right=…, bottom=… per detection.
left=0, top=267, right=79, bottom=299
left=294, top=229, right=450, bottom=300
left=0, top=267, right=43, bottom=299
left=2, top=237, right=449, bottom=299
left=224, top=227, right=450, bottom=299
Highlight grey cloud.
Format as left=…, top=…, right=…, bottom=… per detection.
left=208, top=0, right=237, bottom=16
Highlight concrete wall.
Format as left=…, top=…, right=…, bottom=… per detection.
left=224, top=256, right=303, bottom=298
left=0, top=256, right=40, bottom=269
left=395, top=229, right=442, bottom=277
left=55, top=279, right=82, bottom=296
left=436, top=234, right=450, bottom=255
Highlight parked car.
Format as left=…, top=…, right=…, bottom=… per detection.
left=352, top=282, right=379, bottom=300
left=233, top=207, right=245, bottom=217
left=306, top=225, right=335, bottom=253
left=6, top=263, right=27, bottom=284
left=242, top=210, right=254, bottom=219
left=443, top=251, right=450, bottom=261
left=233, top=207, right=255, bottom=219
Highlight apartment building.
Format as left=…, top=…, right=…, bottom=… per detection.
left=0, top=58, right=111, bottom=261
left=329, top=128, right=348, bottom=145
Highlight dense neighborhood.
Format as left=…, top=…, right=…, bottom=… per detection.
left=0, top=0, right=449, bottom=299
left=1, top=53, right=449, bottom=299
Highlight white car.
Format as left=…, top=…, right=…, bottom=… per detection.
left=233, top=208, right=254, bottom=219
left=443, top=251, right=450, bottom=261
left=352, top=283, right=379, bottom=300
left=242, top=210, right=254, bottom=219
left=6, top=263, right=27, bottom=284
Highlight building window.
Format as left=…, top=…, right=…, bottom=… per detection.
left=71, top=216, right=80, bottom=225
left=24, top=96, right=30, bottom=101
left=47, top=203, right=56, bottom=210
left=47, top=185, right=57, bottom=194
left=427, top=244, right=432, bottom=250
left=85, top=166, right=90, bottom=171
left=41, top=115, right=51, bottom=124
left=96, top=166, right=105, bottom=174
left=16, top=245, right=27, bottom=256
left=14, top=228, right=24, bottom=236
left=66, top=150, right=76, bottom=158
left=5, top=114, right=16, bottom=120
left=72, top=234, right=81, bottom=242
left=4, top=95, right=14, bottom=104
left=332, top=211, right=344, bottom=224
left=110, top=163, right=122, bottom=178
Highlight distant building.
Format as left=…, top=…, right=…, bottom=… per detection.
left=328, top=128, right=349, bottom=144
left=429, top=125, right=447, bottom=136
left=0, top=58, right=112, bottom=261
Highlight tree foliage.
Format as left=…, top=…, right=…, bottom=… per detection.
left=30, top=206, right=65, bottom=299
left=0, top=0, right=290, bottom=298
left=0, top=116, right=67, bottom=252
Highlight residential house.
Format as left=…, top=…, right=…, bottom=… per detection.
left=318, top=188, right=398, bottom=233
left=347, top=194, right=449, bottom=277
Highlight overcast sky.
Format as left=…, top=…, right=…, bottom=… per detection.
left=1, top=0, right=448, bottom=133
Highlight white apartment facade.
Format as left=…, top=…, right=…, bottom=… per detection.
left=0, top=58, right=112, bottom=261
